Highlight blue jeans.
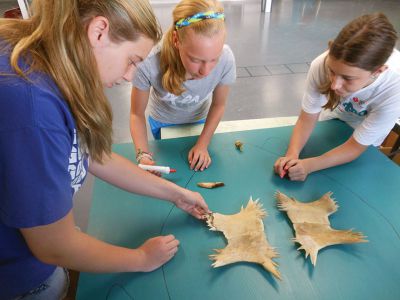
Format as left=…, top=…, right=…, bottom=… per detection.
left=148, top=116, right=206, bottom=140
left=13, top=267, right=69, bottom=300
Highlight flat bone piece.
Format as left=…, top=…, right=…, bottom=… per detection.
left=197, top=182, right=225, bottom=189
left=276, top=191, right=367, bottom=266
left=206, top=197, right=281, bottom=279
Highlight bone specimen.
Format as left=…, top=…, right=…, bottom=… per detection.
left=197, top=182, right=225, bottom=189
left=276, top=191, right=367, bottom=266
left=206, top=197, right=281, bottom=279
left=234, top=140, right=244, bottom=152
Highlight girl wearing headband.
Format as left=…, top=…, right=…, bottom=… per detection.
left=0, top=1, right=209, bottom=298
left=130, top=0, right=236, bottom=173
left=274, top=13, right=400, bottom=181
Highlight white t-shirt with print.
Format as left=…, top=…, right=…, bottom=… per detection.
left=133, top=43, right=236, bottom=124
left=302, top=49, right=400, bottom=146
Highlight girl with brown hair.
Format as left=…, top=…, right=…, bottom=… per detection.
left=274, top=13, right=399, bottom=181
left=0, top=1, right=208, bottom=299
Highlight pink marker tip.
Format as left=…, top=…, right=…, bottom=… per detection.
left=170, top=168, right=177, bottom=173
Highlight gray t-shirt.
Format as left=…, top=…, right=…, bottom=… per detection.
left=133, top=44, right=236, bottom=124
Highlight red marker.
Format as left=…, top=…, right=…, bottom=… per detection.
left=138, top=164, right=176, bottom=174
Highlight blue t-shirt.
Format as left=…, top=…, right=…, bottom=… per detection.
left=0, top=48, right=88, bottom=299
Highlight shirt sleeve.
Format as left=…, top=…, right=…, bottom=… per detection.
left=218, top=45, right=236, bottom=86
left=132, top=58, right=152, bottom=91
left=302, top=52, right=328, bottom=114
left=0, top=83, right=73, bottom=228
left=353, top=92, right=400, bottom=146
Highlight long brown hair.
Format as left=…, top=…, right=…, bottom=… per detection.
left=0, top=0, right=161, bottom=162
left=319, top=13, right=397, bottom=110
left=160, top=0, right=225, bottom=96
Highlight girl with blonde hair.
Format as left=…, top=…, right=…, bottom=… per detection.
left=130, top=0, right=236, bottom=173
left=0, top=1, right=209, bottom=299
left=274, top=13, right=399, bottom=181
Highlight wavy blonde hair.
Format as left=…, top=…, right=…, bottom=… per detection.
left=319, top=13, right=397, bottom=110
left=0, top=0, right=161, bottom=162
left=160, top=0, right=225, bottom=95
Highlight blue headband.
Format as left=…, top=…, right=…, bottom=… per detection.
left=175, top=11, right=225, bottom=29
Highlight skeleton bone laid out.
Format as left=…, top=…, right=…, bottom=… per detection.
left=206, top=197, right=281, bottom=279
left=197, top=182, right=225, bottom=189
left=276, top=191, right=368, bottom=266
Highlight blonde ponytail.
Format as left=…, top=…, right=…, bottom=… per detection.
left=160, top=28, right=187, bottom=95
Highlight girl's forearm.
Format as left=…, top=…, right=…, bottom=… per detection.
left=89, top=152, right=185, bottom=203
left=286, top=110, right=319, bottom=157
left=304, top=136, right=367, bottom=173
left=130, top=113, right=150, bottom=154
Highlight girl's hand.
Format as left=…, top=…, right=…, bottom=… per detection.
left=274, top=155, right=298, bottom=178
left=137, top=235, right=179, bottom=272
left=188, top=145, right=211, bottom=171
left=285, top=159, right=311, bottom=181
left=138, top=157, right=161, bottom=177
left=274, top=156, right=290, bottom=178
left=174, top=189, right=210, bottom=219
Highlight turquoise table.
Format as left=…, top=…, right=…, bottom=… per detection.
left=76, top=120, right=400, bottom=300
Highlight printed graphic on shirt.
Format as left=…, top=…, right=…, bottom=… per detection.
left=161, top=93, right=201, bottom=107
left=159, top=91, right=213, bottom=110
left=338, top=97, right=368, bottom=116
left=68, top=129, right=87, bottom=194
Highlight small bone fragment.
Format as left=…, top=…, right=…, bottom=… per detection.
left=197, top=182, right=225, bottom=189
left=234, top=140, right=243, bottom=152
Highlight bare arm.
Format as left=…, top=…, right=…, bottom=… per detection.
left=21, top=211, right=178, bottom=273
left=188, top=84, right=230, bottom=171
left=286, top=110, right=320, bottom=158
left=20, top=151, right=210, bottom=274
left=130, top=87, right=152, bottom=161
left=286, top=135, right=367, bottom=181
left=89, top=152, right=209, bottom=218
left=274, top=110, right=319, bottom=176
